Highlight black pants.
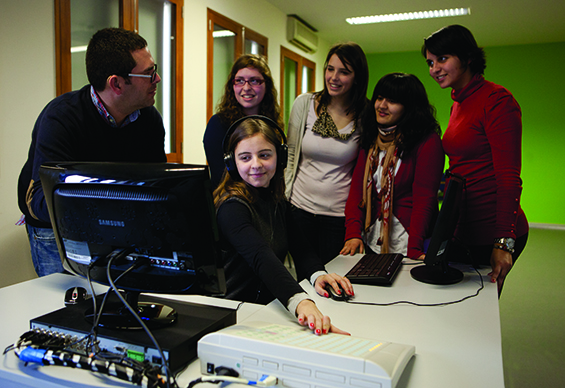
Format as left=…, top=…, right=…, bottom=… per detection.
left=290, top=205, right=346, bottom=266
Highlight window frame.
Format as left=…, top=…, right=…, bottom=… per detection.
left=206, top=8, right=268, bottom=123
left=280, top=46, right=316, bottom=128
left=54, top=0, right=184, bottom=163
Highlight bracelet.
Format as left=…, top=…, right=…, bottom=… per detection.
left=493, top=243, right=515, bottom=254
left=493, top=237, right=515, bottom=254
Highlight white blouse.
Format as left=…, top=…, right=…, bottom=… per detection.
left=364, top=149, right=408, bottom=255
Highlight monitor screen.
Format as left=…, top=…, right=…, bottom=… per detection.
left=410, top=173, right=465, bottom=285
left=39, top=162, right=226, bottom=328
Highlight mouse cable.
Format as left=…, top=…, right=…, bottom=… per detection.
left=345, top=266, right=484, bottom=307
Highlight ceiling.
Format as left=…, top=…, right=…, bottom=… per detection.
left=264, top=0, right=565, bottom=53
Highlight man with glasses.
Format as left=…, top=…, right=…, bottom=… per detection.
left=17, top=28, right=166, bottom=277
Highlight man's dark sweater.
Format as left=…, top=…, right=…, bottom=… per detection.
left=18, top=85, right=167, bottom=227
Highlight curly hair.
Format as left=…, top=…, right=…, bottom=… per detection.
left=215, top=54, right=282, bottom=128
left=316, top=41, right=369, bottom=120
left=360, top=73, right=441, bottom=154
left=86, top=28, right=148, bottom=92
left=421, top=24, right=486, bottom=75
left=214, top=118, right=286, bottom=209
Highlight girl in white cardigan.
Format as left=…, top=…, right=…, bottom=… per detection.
left=285, top=42, right=369, bottom=266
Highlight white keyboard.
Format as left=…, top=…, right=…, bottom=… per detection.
left=198, top=321, right=415, bottom=388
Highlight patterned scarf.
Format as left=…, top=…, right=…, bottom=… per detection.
left=311, top=103, right=356, bottom=140
left=360, top=126, right=399, bottom=253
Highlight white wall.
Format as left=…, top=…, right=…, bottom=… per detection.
left=182, top=0, right=331, bottom=164
left=0, top=0, right=330, bottom=288
left=0, top=0, right=55, bottom=287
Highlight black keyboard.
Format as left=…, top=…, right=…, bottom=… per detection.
left=345, top=253, right=404, bottom=286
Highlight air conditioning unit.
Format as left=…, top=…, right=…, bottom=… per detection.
left=287, top=16, right=318, bottom=53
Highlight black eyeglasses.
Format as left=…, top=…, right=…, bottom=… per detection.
left=233, top=77, right=265, bottom=87
left=128, top=64, right=158, bottom=83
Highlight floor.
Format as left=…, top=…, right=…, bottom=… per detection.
left=499, top=227, right=565, bottom=388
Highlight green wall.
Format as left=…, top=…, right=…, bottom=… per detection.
left=366, top=42, right=565, bottom=226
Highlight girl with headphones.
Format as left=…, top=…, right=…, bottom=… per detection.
left=214, top=116, right=353, bottom=336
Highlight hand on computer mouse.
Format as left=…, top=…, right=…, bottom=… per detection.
left=315, top=273, right=354, bottom=301
left=64, top=286, right=90, bottom=306
left=324, top=283, right=351, bottom=301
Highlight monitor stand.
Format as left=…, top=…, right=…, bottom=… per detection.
left=410, top=264, right=464, bottom=285
left=85, top=290, right=177, bottom=330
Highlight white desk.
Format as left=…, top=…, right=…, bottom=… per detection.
left=0, top=274, right=262, bottom=388
left=0, top=256, right=505, bottom=388
left=316, top=256, right=504, bottom=388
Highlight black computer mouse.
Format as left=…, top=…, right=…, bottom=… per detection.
left=324, top=283, right=351, bottom=301
left=64, top=286, right=89, bottom=306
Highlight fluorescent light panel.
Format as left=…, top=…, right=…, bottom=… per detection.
left=346, top=8, right=470, bottom=25
left=213, top=30, right=235, bottom=38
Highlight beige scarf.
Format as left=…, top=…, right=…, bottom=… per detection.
left=360, top=127, right=400, bottom=253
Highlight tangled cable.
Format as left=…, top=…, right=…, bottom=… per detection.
left=4, top=329, right=174, bottom=388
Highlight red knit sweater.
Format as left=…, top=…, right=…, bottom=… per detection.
left=443, top=74, right=528, bottom=245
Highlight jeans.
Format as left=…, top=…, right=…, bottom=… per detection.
left=290, top=206, right=346, bottom=265
left=26, top=224, right=64, bottom=277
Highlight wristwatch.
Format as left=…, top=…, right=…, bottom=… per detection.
left=493, top=237, right=515, bottom=254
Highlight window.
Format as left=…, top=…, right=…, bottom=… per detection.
left=55, top=0, right=184, bottom=162
left=280, top=46, right=316, bottom=129
left=206, top=9, right=268, bottom=122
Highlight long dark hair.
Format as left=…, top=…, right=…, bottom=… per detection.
left=216, top=54, right=282, bottom=128
left=360, top=73, right=441, bottom=154
left=214, top=118, right=286, bottom=209
left=421, top=24, right=486, bottom=75
left=316, top=42, right=369, bottom=120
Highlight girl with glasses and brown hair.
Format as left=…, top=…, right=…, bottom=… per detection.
left=204, top=54, right=282, bottom=188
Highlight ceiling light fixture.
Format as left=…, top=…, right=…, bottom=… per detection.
left=346, top=8, right=471, bottom=25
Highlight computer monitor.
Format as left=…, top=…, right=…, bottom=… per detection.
left=39, top=162, right=226, bottom=329
left=410, top=173, right=465, bottom=285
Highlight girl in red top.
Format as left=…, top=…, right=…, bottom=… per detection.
left=422, top=25, right=528, bottom=294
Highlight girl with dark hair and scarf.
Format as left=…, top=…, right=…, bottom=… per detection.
left=342, top=73, right=444, bottom=260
